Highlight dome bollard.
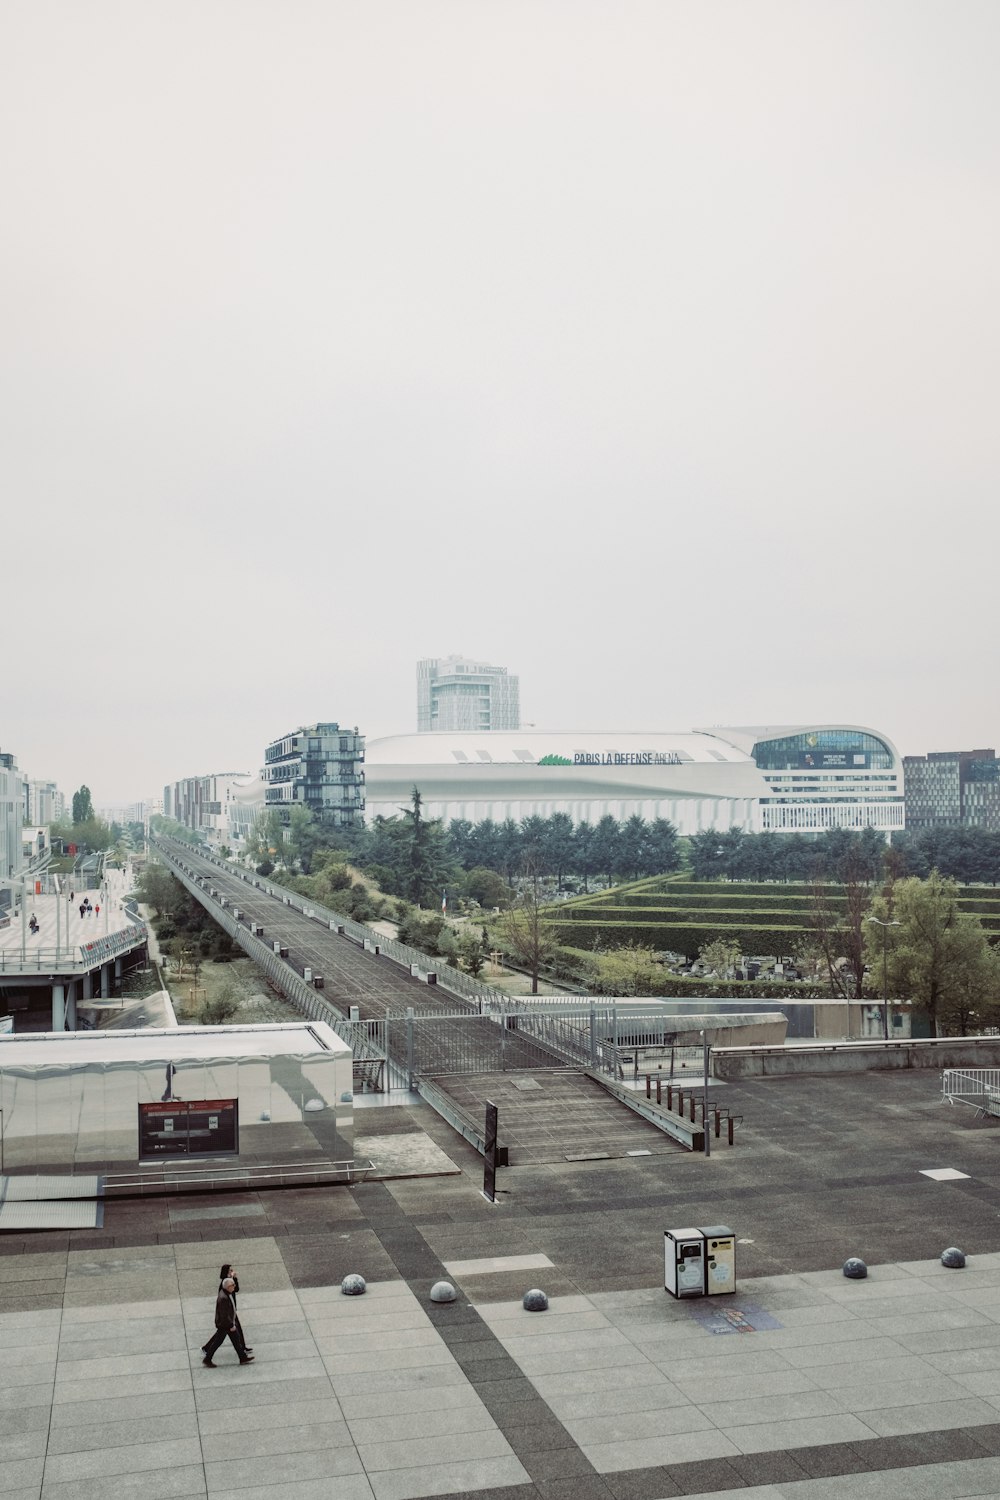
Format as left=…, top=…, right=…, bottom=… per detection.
left=341, top=1274, right=367, bottom=1296
left=842, top=1258, right=868, bottom=1280
left=522, top=1288, right=549, bottom=1312
left=941, top=1247, right=966, bottom=1269
left=430, top=1281, right=457, bottom=1303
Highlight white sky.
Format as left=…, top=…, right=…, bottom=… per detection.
left=3, top=1, right=998, bottom=804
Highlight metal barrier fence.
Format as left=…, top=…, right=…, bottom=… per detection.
left=942, top=1068, right=1000, bottom=1107
left=0, top=920, right=148, bottom=975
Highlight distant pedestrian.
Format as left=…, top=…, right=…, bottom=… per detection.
left=78, top=903, right=85, bottom=918
left=95, top=903, right=100, bottom=918
left=69, top=890, right=74, bottom=902
left=201, top=1278, right=253, bottom=1366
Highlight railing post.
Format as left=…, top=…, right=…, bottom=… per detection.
left=656, top=1076, right=662, bottom=1105
left=406, top=1006, right=415, bottom=1091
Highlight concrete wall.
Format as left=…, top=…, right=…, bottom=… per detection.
left=713, top=1037, right=1000, bottom=1079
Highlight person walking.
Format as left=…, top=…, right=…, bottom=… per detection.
left=78, top=903, right=85, bottom=919
left=217, top=1263, right=251, bottom=1353
left=201, top=1278, right=253, bottom=1366
left=94, top=903, right=100, bottom=918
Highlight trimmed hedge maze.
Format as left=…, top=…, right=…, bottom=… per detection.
left=545, top=875, right=1000, bottom=958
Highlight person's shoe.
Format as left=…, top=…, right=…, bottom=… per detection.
left=243, top=1347, right=253, bottom=1353
left=201, top=1346, right=210, bottom=1355
left=202, top=1359, right=216, bottom=1367
left=239, top=1356, right=255, bottom=1364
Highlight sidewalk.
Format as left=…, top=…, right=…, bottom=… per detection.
left=5, top=1237, right=1000, bottom=1500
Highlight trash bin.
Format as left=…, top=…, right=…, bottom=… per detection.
left=701, top=1225, right=736, bottom=1295
left=664, top=1228, right=706, bottom=1298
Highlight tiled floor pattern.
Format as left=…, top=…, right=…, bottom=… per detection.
left=8, top=1237, right=1000, bottom=1498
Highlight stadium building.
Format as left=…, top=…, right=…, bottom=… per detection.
left=364, top=725, right=904, bottom=836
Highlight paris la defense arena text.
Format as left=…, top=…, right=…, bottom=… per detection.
left=363, top=725, right=905, bottom=837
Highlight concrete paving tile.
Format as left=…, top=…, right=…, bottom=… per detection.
left=655, top=1348, right=795, bottom=1383
left=367, top=1455, right=530, bottom=1500
left=697, top=1390, right=849, bottom=1429
left=322, top=1345, right=456, bottom=1377
left=61, top=1300, right=178, bottom=1324
left=499, top=1328, right=639, bottom=1359
left=52, top=1368, right=191, bottom=1403
left=178, top=1264, right=290, bottom=1296
left=530, top=1363, right=674, bottom=1398
left=548, top=1381, right=694, bottom=1421
left=310, top=1326, right=441, bottom=1354
left=46, top=1414, right=200, bottom=1455
left=329, top=1363, right=471, bottom=1398
left=0, top=1428, right=48, bottom=1462
left=200, top=1422, right=353, bottom=1460
left=671, top=1367, right=813, bottom=1405
left=0, top=1325, right=60, bottom=1352
left=43, top=1437, right=204, bottom=1483
left=0, top=1407, right=50, bottom=1440
left=206, top=1481, right=374, bottom=1500
left=49, top=1390, right=196, bottom=1428
left=781, top=1338, right=912, bottom=1371
left=926, top=1345, right=1000, bottom=1375
left=40, top=1467, right=207, bottom=1500
left=57, top=1311, right=184, bottom=1341
left=0, top=1381, right=55, bottom=1411
left=835, top=1374, right=974, bottom=1407
left=336, top=1382, right=486, bottom=1420
left=565, top=1405, right=712, bottom=1447
left=304, top=1308, right=432, bottom=1336
left=172, top=1238, right=283, bottom=1268
left=56, top=1327, right=188, bottom=1360
left=0, top=1459, right=45, bottom=1493
left=193, top=1355, right=327, bottom=1385
left=719, top=1412, right=881, bottom=1454
left=0, top=1309, right=62, bottom=1329
left=858, top=1396, right=1000, bottom=1436
left=899, top=1322, right=1000, bottom=1357
left=196, top=1398, right=344, bottom=1435
left=584, top=1429, right=741, bottom=1472
left=0, top=1354, right=56, bottom=1386
left=357, top=1429, right=514, bottom=1472
left=297, top=1280, right=413, bottom=1305
left=511, top=1344, right=655, bottom=1378
left=347, top=1405, right=497, bottom=1445
left=204, top=1448, right=363, bottom=1489
left=195, top=1374, right=334, bottom=1411
left=0, top=1256, right=68, bottom=1281
left=55, top=1349, right=191, bottom=1381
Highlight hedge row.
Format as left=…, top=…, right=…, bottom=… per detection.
left=599, top=891, right=848, bottom=911
left=558, top=904, right=1000, bottom=935
left=544, top=918, right=811, bottom=956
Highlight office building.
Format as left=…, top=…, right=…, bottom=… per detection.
left=263, top=723, right=365, bottom=826
left=24, top=779, right=65, bottom=827
left=1, top=749, right=25, bottom=894
left=417, top=656, right=520, bottom=733
left=366, top=723, right=904, bottom=836
left=903, top=749, right=1000, bottom=832
left=163, top=773, right=264, bottom=849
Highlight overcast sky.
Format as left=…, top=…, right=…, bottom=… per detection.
left=3, top=1, right=998, bottom=805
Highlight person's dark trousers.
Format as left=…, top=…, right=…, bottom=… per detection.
left=203, top=1326, right=247, bottom=1361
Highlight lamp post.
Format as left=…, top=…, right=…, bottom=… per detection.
left=867, top=917, right=900, bottom=1040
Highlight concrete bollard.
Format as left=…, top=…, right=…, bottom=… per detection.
left=941, top=1247, right=967, bottom=1269
left=430, top=1281, right=457, bottom=1303
left=843, top=1258, right=868, bottom=1279
left=341, top=1274, right=367, bottom=1296
left=523, top=1289, right=549, bottom=1312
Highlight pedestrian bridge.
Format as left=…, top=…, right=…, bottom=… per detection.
left=0, top=865, right=147, bottom=1029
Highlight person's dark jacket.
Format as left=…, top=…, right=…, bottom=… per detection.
left=214, top=1289, right=236, bottom=1333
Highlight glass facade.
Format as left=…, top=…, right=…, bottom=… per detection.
left=0, top=1031, right=352, bottom=1178
left=752, top=731, right=895, bottom=771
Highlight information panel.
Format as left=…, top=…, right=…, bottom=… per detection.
left=138, top=1099, right=239, bottom=1160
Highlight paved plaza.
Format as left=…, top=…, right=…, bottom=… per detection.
left=8, top=1230, right=1000, bottom=1499
left=0, top=864, right=139, bottom=967
left=4, top=1070, right=1000, bottom=1498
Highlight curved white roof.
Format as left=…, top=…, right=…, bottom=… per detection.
left=366, top=732, right=753, bottom=766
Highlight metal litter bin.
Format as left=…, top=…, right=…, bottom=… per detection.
left=701, top=1225, right=736, bottom=1295
left=665, top=1228, right=706, bottom=1298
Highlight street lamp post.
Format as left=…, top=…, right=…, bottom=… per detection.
left=867, top=917, right=901, bottom=1040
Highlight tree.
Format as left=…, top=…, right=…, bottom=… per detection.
left=867, top=871, right=1000, bottom=1036
left=591, top=816, right=620, bottom=886
left=617, top=816, right=648, bottom=881
left=458, top=930, right=486, bottom=978
left=645, top=819, right=681, bottom=876
left=698, top=937, right=742, bottom=978
left=72, top=785, right=94, bottom=825
left=463, top=867, right=510, bottom=909
left=502, top=873, right=556, bottom=994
